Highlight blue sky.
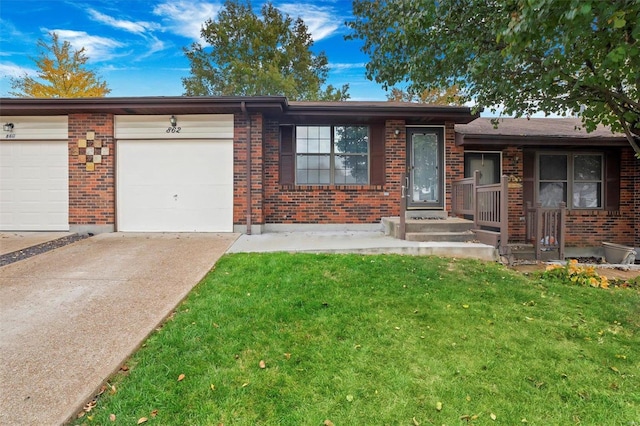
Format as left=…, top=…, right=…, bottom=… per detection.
left=0, top=0, right=392, bottom=100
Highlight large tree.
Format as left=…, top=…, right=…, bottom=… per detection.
left=386, top=86, right=463, bottom=105
left=348, top=0, right=640, bottom=155
left=183, top=0, right=349, bottom=101
left=10, top=32, right=110, bottom=98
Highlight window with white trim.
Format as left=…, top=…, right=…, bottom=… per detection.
left=538, top=153, right=603, bottom=208
left=295, top=125, right=369, bottom=185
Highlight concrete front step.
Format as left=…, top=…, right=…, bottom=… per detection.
left=405, top=231, right=475, bottom=242
left=382, top=216, right=475, bottom=241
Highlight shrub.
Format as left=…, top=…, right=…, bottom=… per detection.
left=543, top=259, right=609, bottom=289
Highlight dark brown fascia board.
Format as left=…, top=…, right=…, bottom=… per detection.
left=1, top=96, right=480, bottom=124
left=455, top=133, right=629, bottom=147
left=0, top=96, right=288, bottom=115
left=283, top=102, right=478, bottom=124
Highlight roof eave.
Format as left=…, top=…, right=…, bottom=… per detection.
left=0, top=96, right=288, bottom=115
left=455, top=133, right=629, bottom=147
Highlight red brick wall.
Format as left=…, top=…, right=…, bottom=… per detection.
left=560, top=147, right=638, bottom=248
left=68, top=113, right=115, bottom=227
left=502, top=146, right=526, bottom=242
left=261, top=119, right=408, bottom=224
left=445, top=121, right=463, bottom=213
left=502, top=146, right=638, bottom=248
left=233, top=113, right=264, bottom=229
left=635, top=151, right=640, bottom=248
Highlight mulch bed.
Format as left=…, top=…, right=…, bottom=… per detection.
left=0, top=234, right=91, bottom=267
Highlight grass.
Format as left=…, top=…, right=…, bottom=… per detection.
left=75, top=253, right=640, bottom=425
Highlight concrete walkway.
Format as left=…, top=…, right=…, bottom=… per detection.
left=228, top=230, right=498, bottom=261
left=0, top=232, right=238, bottom=426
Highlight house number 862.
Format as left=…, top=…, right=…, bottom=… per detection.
left=166, top=127, right=181, bottom=133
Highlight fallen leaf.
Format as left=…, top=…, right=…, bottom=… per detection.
left=412, top=416, right=420, bottom=425
left=120, top=364, right=129, bottom=372
left=284, top=353, right=291, bottom=359
left=490, top=413, right=497, bottom=421
left=210, top=384, right=216, bottom=391
left=466, top=395, right=471, bottom=401
left=109, top=384, right=117, bottom=395
left=137, top=417, right=148, bottom=424
left=259, top=360, right=266, bottom=369
left=178, top=374, right=185, bottom=381
left=471, top=414, right=478, bottom=420
left=346, top=394, right=354, bottom=402
left=610, top=366, right=620, bottom=374
left=436, top=401, right=443, bottom=411
left=109, top=413, right=116, bottom=422
left=242, top=382, right=249, bottom=387
left=83, top=400, right=97, bottom=412
left=151, top=409, right=158, bottom=418
left=323, top=420, right=335, bottom=426
left=462, top=304, right=470, bottom=309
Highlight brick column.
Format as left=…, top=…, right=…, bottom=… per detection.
left=68, top=113, right=115, bottom=233
left=233, top=112, right=265, bottom=233
left=503, top=146, right=525, bottom=243
left=445, top=121, right=463, bottom=215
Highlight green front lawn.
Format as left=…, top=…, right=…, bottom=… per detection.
left=75, top=253, right=640, bottom=425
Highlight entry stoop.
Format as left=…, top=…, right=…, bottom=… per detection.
left=508, top=243, right=564, bottom=262
left=382, top=216, right=476, bottom=242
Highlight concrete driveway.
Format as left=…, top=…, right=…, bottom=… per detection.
left=0, top=232, right=74, bottom=255
left=0, top=232, right=237, bottom=426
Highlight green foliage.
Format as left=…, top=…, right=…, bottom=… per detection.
left=73, top=254, right=640, bottom=425
left=542, top=259, right=610, bottom=289
left=348, top=0, right=640, bottom=155
left=10, top=32, right=110, bottom=98
left=183, top=0, right=349, bottom=100
left=387, top=85, right=464, bottom=105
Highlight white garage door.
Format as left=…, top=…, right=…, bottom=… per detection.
left=0, top=140, right=69, bottom=231
left=117, top=139, right=233, bottom=232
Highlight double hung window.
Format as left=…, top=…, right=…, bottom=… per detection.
left=538, top=153, right=603, bottom=208
left=295, top=126, right=369, bottom=185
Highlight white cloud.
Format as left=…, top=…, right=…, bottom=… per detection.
left=49, top=29, right=124, bottom=62
left=0, top=62, right=35, bottom=78
left=330, top=62, right=366, bottom=71
left=86, top=9, right=168, bottom=59
left=88, top=9, right=161, bottom=34
left=153, top=1, right=221, bottom=41
left=278, top=3, right=340, bottom=41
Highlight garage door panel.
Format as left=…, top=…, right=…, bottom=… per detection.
left=117, top=139, right=233, bottom=232
left=0, top=140, right=69, bottom=231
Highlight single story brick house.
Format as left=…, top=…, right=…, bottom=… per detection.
left=1, top=96, right=638, bottom=251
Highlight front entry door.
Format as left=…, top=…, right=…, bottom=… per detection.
left=408, top=128, right=444, bottom=209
